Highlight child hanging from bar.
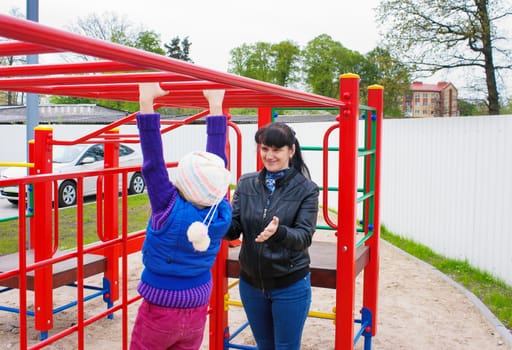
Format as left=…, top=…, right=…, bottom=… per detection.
left=130, top=83, right=232, bottom=350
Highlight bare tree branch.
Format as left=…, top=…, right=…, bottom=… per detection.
left=378, top=0, right=512, bottom=114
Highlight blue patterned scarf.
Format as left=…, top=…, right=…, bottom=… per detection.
left=265, top=169, right=287, bottom=193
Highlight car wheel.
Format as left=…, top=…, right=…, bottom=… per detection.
left=128, top=172, right=145, bottom=194
left=58, top=180, right=77, bottom=207
left=7, top=199, right=19, bottom=205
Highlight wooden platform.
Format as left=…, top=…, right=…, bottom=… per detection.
left=0, top=250, right=106, bottom=290
left=226, top=241, right=370, bottom=289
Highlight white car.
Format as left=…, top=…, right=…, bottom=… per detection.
left=0, top=143, right=145, bottom=207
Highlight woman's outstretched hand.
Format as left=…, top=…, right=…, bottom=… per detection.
left=255, top=216, right=279, bottom=242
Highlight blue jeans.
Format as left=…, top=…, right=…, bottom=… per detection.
left=239, top=273, right=311, bottom=350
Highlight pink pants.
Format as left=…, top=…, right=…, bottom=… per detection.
left=130, top=299, right=208, bottom=350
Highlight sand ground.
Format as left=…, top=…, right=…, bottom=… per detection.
left=0, top=232, right=511, bottom=349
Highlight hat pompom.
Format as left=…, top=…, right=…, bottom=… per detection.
left=174, top=151, right=231, bottom=207
left=187, top=221, right=211, bottom=252
left=192, top=236, right=210, bottom=252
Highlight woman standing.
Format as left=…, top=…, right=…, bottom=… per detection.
left=225, top=122, right=319, bottom=350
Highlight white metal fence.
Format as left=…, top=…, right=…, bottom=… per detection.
left=1, top=115, right=511, bottom=285
left=379, top=115, right=512, bottom=286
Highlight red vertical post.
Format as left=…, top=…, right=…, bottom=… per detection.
left=336, top=73, right=360, bottom=350
left=103, top=129, right=120, bottom=303
left=210, top=110, right=230, bottom=350
left=225, top=113, right=241, bottom=245
left=32, top=126, right=54, bottom=333
left=364, top=85, right=384, bottom=335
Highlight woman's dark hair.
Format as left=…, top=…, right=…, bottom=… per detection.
left=254, top=122, right=311, bottom=179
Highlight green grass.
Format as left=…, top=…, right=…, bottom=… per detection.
left=0, top=194, right=151, bottom=254
left=381, top=225, right=512, bottom=332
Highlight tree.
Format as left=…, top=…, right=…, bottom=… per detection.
left=1, top=7, right=26, bottom=106
left=69, top=12, right=191, bottom=61
left=229, top=42, right=273, bottom=82
left=164, top=36, right=193, bottom=62
left=228, top=40, right=301, bottom=87
left=377, top=0, right=512, bottom=115
left=134, top=31, right=165, bottom=55
left=228, top=35, right=410, bottom=116
left=67, top=12, right=136, bottom=60
left=497, top=97, right=512, bottom=115
left=302, top=34, right=367, bottom=98
left=55, top=13, right=193, bottom=112
left=362, top=47, right=412, bottom=117
left=270, top=41, right=301, bottom=87
left=458, top=99, right=488, bottom=116
left=56, top=13, right=156, bottom=109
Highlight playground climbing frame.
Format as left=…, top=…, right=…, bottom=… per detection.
left=0, top=13, right=383, bottom=350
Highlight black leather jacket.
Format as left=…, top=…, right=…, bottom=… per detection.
left=226, top=167, right=319, bottom=290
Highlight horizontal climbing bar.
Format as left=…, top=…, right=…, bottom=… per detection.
left=357, top=191, right=375, bottom=203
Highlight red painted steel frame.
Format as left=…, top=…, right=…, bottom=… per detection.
left=32, top=127, right=54, bottom=333
left=336, top=74, right=361, bottom=348
left=0, top=15, right=343, bottom=110
left=364, top=85, right=384, bottom=335
left=103, top=129, right=121, bottom=304
left=0, top=13, right=383, bottom=350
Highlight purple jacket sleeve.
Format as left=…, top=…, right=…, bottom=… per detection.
left=205, top=115, right=228, bottom=164
left=136, top=113, right=177, bottom=230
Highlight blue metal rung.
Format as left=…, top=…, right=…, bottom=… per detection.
left=353, top=307, right=373, bottom=350
left=225, top=322, right=257, bottom=349
left=0, top=280, right=112, bottom=341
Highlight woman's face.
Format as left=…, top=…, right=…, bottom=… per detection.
left=259, top=144, right=295, bottom=172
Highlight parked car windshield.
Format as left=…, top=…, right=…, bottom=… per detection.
left=53, top=145, right=88, bottom=163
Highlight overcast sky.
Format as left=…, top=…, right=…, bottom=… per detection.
left=3, top=0, right=512, bottom=99
left=0, top=0, right=380, bottom=71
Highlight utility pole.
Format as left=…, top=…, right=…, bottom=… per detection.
left=26, top=0, right=39, bottom=148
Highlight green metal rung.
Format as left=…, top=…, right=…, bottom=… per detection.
left=356, top=231, right=374, bottom=248
left=316, top=225, right=336, bottom=231
left=357, top=191, right=374, bottom=203
left=358, top=149, right=376, bottom=156
left=301, top=146, right=339, bottom=151
left=318, top=186, right=339, bottom=192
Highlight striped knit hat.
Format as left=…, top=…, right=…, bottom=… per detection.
left=174, top=151, right=231, bottom=207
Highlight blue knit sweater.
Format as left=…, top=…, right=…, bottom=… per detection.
left=136, top=113, right=231, bottom=307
